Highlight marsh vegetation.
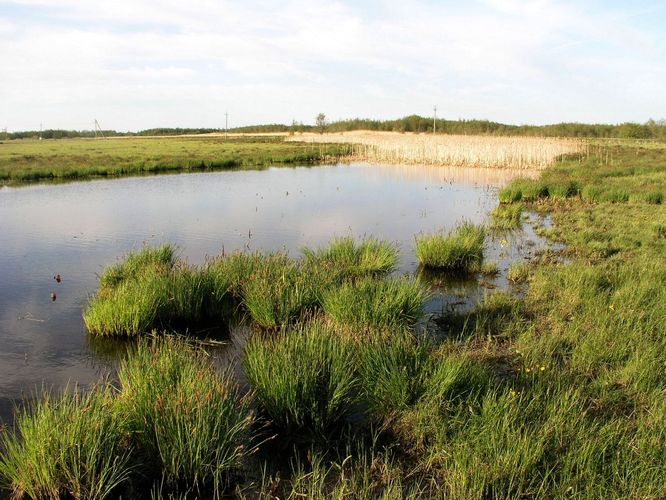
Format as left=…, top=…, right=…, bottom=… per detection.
left=1, top=140, right=664, bottom=498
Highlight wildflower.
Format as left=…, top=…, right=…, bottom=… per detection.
left=540, top=366, right=545, bottom=371
left=609, top=304, right=615, bottom=311
left=525, top=367, right=531, bottom=373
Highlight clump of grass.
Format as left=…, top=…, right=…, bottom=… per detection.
left=358, top=333, right=431, bottom=417
left=582, top=185, right=603, bottom=202
left=507, top=262, right=531, bottom=283
left=0, top=387, right=132, bottom=500
left=631, top=191, right=663, bottom=205
left=498, top=179, right=548, bottom=203
left=480, top=261, right=499, bottom=276
left=244, top=324, right=358, bottom=437
left=205, top=251, right=267, bottom=300
left=600, top=188, right=630, bottom=203
left=548, top=180, right=580, bottom=200
left=84, top=270, right=170, bottom=336
left=84, top=262, right=220, bottom=336
left=415, top=222, right=485, bottom=271
left=242, top=254, right=318, bottom=329
left=490, top=203, right=523, bottom=230
left=302, top=237, right=399, bottom=279
left=116, top=337, right=253, bottom=492
left=99, top=244, right=176, bottom=290
left=322, top=277, right=427, bottom=330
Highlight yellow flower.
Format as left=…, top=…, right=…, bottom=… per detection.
left=525, top=367, right=531, bottom=373
left=609, top=304, right=615, bottom=311
left=540, top=366, right=546, bottom=371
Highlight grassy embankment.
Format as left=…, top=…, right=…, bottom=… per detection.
left=0, top=136, right=351, bottom=184
left=1, top=142, right=665, bottom=498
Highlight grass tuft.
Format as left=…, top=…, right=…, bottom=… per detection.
left=244, top=324, right=358, bottom=437
left=302, top=237, right=399, bottom=279
left=322, top=277, right=427, bottom=330
left=116, top=336, right=253, bottom=492
left=415, top=222, right=485, bottom=271
left=0, top=387, right=132, bottom=500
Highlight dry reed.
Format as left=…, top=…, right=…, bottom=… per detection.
left=290, top=131, right=583, bottom=170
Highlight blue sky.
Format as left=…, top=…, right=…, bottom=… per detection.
left=1, top=0, right=664, bottom=131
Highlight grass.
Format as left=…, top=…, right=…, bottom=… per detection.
left=0, top=387, right=132, bottom=500
left=242, top=253, right=321, bottom=329
left=490, top=203, right=523, bottom=230
left=507, top=262, right=530, bottom=283
left=116, top=337, right=253, bottom=492
left=322, top=277, right=427, bottom=330
left=244, top=324, right=359, bottom=437
left=0, top=136, right=352, bottom=185
left=84, top=251, right=226, bottom=336
left=0, top=337, right=253, bottom=498
left=302, top=237, right=399, bottom=279
left=7, top=140, right=666, bottom=497
left=415, top=222, right=485, bottom=271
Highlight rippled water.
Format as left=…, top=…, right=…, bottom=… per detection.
left=0, top=163, right=539, bottom=423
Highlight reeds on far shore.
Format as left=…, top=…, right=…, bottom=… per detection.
left=290, top=131, right=583, bottom=170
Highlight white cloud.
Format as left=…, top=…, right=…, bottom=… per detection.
left=1, top=0, right=664, bottom=130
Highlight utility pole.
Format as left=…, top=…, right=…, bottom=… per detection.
left=225, top=111, right=228, bottom=140
left=94, top=119, right=105, bottom=139
left=433, top=106, right=437, bottom=135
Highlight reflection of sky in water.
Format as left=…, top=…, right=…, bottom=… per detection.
left=0, top=162, right=534, bottom=422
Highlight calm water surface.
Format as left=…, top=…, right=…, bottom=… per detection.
left=0, top=163, right=539, bottom=423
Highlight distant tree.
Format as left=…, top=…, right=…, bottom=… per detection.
left=315, top=113, right=328, bottom=134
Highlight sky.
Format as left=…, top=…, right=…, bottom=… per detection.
left=1, top=0, right=665, bottom=131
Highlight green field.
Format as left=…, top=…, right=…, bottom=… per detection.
left=1, top=142, right=665, bottom=498
left=0, top=136, right=351, bottom=184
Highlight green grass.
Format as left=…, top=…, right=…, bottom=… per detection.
left=98, top=244, right=176, bottom=290
left=244, top=324, right=359, bottom=437
left=302, top=237, right=399, bottom=279
left=415, top=222, right=485, bottom=271
left=0, top=136, right=352, bottom=185
left=0, top=387, right=132, bottom=499
left=490, top=203, right=523, bottom=230
left=116, top=337, right=253, bottom=492
left=241, top=253, right=321, bottom=329
left=322, top=277, right=427, bottom=331
left=507, top=262, right=530, bottom=283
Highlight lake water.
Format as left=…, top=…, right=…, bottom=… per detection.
left=0, top=163, right=540, bottom=423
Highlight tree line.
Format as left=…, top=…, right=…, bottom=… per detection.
left=3, top=116, right=665, bottom=140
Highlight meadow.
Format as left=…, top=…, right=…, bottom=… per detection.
left=1, top=141, right=665, bottom=498
left=0, top=136, right=350, bottom=184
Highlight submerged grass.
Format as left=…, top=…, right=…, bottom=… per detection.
left=415, top=222, right=485, bottom=271
left=490, top=203, right=523, bottom=230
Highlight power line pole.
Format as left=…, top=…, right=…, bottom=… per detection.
left=433, top=106, right=437, bottom=135
left=94, top=119, right=105, bottom=139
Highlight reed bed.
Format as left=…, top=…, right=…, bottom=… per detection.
left=290, top=131, right=583, bottom=170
